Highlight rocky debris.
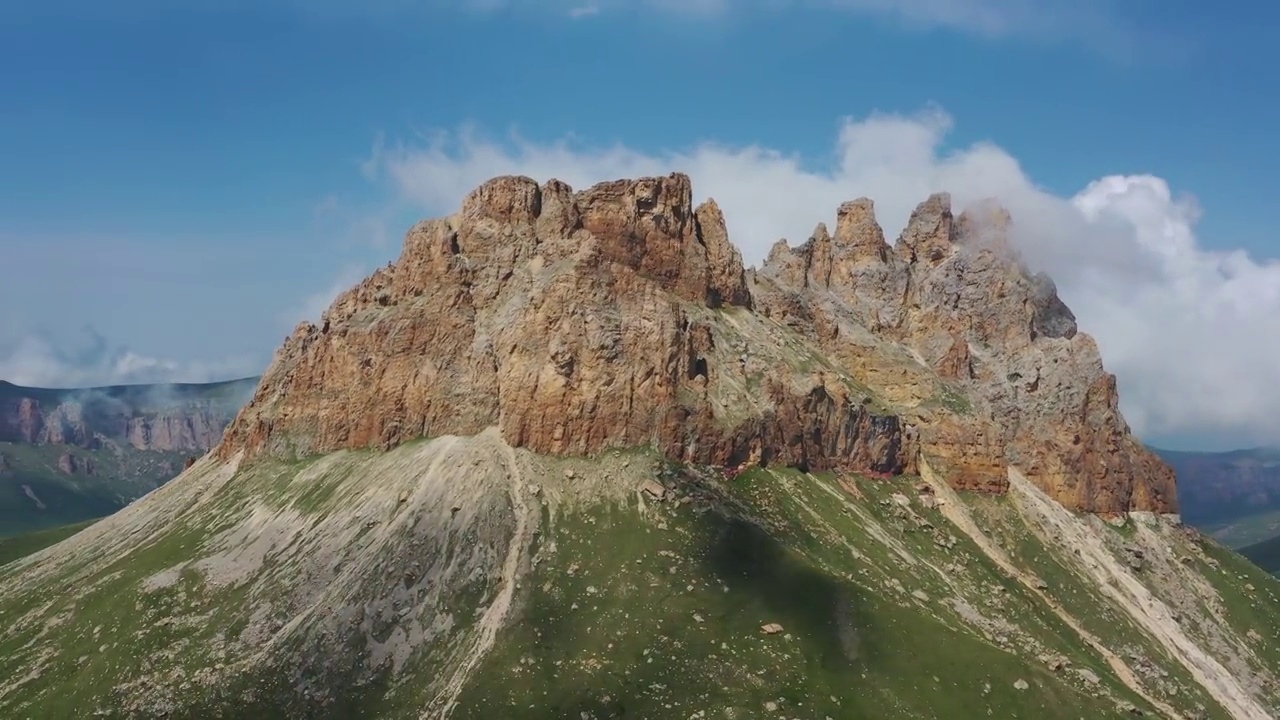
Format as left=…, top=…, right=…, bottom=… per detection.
left=1123, top=545, right=1146, bottom=572
left=1013, top=678, right=1030, bottom=691
left=219, top=173, right=915, bottom=478
left=640, top=480, right=668, bottom=501
left=1040, top=654, right=1069, bottom=671
left=20, top=483, right=46, bottom=509
left=1075, top=667, right=1102, bottom=685
left=760, top=623, right=784, bottom=635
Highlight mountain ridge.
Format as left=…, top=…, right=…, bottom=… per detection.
left=218, top=172, right=1175, bottom=515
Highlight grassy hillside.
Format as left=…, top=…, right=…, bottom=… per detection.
left=0, top=435, right=1275, bottom=719
left=0, top=441, right=187, bottom=537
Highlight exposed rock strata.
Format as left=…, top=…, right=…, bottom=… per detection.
left=0, top=384, right=247, bottom=453
left=756, top=193, right=1176, bottom=514
left=218, top=174, right=912, bottom=476
left=219, top=173, right=1177, bottom=514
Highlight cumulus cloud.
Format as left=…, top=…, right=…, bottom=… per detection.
left=0, top=327, right=257, bottom=389
left=361, top=109, right=1280, bottom=448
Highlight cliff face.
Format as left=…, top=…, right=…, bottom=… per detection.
left=0, top=378, right=255, bottom=453
left=218, top=173, right=1177, bottom=515
left=219, top=174, right=914, bottom=476
left=0, top=377, right=258, bottom=535
left=755, top=193, right=1177, bottom=514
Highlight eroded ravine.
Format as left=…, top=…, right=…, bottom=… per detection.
left=1004, top=468, right=1273, bottom=720
left=918, top=459, right=1189, bottom=720
left=428, top=435, right=534, bottom=719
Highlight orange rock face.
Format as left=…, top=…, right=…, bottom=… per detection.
left=219, top=173, right=1178, bottom=515
left=218, top=174, right=914, bottom=476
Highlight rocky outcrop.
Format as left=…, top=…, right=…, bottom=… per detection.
left=56, top=452, right=95, bottom=476
left=219, top=173, right=1177, bottom=515
left=218, top=173, right=912, bottom=476
left=125, top=409, right=227, bottom=452
left=757, top=192, right=1177, bottom=514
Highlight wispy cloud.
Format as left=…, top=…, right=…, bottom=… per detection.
left=281, top=263, right=370, bottom=326
left=454, top=0, right=1143, bottom=53
left=360, top=108, right=1280, bottom=448
left=0, top=327, right=257, bottom=389
left=13, top=1, right=1148, bottom=55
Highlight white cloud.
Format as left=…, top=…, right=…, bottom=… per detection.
left=0, top=328, right=257, bottom=389
left=361, top=109, right=1280, bottom=447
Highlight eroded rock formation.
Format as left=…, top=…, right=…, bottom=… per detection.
left=218, top=174, right=913, bottom=476
left=218, top=173, right=1177, bottom=514
left=0, top=380, right=253, bottom=453
left=755, top=192, right=1176, bottom=514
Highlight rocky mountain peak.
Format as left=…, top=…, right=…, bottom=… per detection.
left=896, top=192, right=956, bottom=265
left=833, top=198, right=891, bottom=259
left=219, top=172, right=1177, bottom=515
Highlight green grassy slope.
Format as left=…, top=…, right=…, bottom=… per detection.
left=0, top=439, right=1275, bottom=719
left=452, top=466, right=1152, bottom=720
left=0, top=441, right=186, bottom=536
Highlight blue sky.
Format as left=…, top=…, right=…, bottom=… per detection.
left=2, top=0, right=1280, bottom=449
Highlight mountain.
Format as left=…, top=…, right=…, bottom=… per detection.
left=1154, top=447, right=1280, bottom=548
left=0, top=377, right=257, bottom=536
left=1, top=174, right=1276, bottom=720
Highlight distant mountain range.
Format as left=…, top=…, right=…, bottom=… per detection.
left=0, top=377, right=258, bottom=536
left=1153, top=446, right=1280, bottom=548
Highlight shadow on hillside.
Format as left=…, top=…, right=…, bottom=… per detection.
left=701, top=510, right=864, bottom=670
